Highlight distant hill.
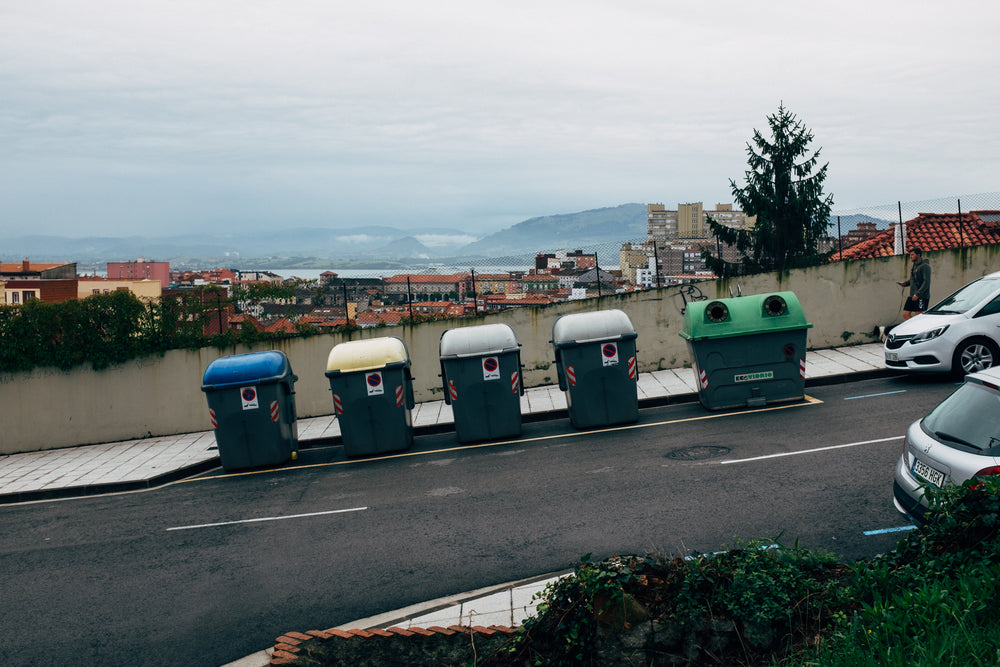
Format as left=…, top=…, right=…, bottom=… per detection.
left=3, top=204, right=650, bottom=267
left=457, top=204, right=648, bottom=257
left=3, top=205, right=890, bottom=270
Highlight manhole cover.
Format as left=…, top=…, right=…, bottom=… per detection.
left=665, top=446, right=731, bottom=461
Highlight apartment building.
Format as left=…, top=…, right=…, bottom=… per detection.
left=1, top=260, right=78, bottom=305
left=107, top=259, right=170, bottom=288
left=647, top=202, right=755, bottom=242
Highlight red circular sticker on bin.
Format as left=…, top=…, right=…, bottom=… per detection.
left=483, top=357, right=498, bottom=372
left=367, top=374, right=382, bottom=387
left=242, top=387, right=256, bottom=402
left=603, top=343, right=617, bottom=357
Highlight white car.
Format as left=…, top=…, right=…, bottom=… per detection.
left=884, top=271, right=1000, bottom=376
left=893, top=366, right=1000, bottom=524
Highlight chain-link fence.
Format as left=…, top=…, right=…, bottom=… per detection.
left=8, top=193, right=998, bottom=371
left=827, top=191, right=1000, bottom=258
left=174, top=192, right=1000, bottom=329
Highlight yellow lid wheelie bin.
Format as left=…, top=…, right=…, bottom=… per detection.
left=325, top=337, right=415, bottom=457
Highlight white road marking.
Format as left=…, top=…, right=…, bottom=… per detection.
left=864, top=525, right=917, bottom=536
left=166, top=507, right=368, bottom=531
left=844, top=390, right=907, bottom=400
left=720, top=436, right=903, bottom=465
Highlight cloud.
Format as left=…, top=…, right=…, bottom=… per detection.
left=415, top=234, right=479, bottom=248
left=2, top=1, right=999, bottom=236
left=335, top=234, right=394, bottom=245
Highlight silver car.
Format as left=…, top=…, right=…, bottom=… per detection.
left=893, top=367, right=1000, bottom=524
left=884, top=270, right=1000, bottom=376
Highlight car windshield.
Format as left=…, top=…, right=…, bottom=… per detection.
left=927, top=278, right=1000, bottom=314
left=922, top=381, right=1000, bottom=453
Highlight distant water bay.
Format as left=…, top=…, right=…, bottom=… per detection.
left=253, top=265, right=537, bottom=281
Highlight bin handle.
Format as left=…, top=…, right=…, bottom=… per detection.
left=439, top=360, right=451, bottom=405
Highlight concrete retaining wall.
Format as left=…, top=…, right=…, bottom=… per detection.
left=3, top=246, right=998, bottom=454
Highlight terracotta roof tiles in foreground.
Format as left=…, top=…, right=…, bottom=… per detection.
left=832, top=210, right=1000, bottom=261
left=268, top=625, right=516, bottom=665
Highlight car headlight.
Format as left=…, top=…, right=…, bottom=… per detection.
left=910, top=325, right=949, bottom=344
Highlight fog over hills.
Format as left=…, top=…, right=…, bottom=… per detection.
left=4, top=205, right=888, bottom=271
left=3, top=204, right=649, bottom=268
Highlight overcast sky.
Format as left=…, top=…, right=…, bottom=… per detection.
left=2, top=1, right=998, bottom=239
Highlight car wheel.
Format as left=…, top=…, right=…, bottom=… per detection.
left=952, top=337, right=1000, bottom=376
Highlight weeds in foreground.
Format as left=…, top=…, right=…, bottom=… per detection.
left=484, top=477, right=1000, bottom=666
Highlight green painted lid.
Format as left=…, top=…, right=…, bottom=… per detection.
left=679, top=291, right=811, bottom=341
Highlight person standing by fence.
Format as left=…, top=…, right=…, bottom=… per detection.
left=898, top=247, right=931, bottom=320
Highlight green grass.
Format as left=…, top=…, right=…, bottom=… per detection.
left=486, top=477, right=1000, bottom=666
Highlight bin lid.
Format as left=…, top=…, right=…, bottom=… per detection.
left=326, top=336, right=410, bottom=374
left=440, top=323, right=519, bottom=359
left=552, top=309, right=636, bottom=346
left=202, top=351, right=291, bottom=389
left=679, top=291, right=812, bottom=341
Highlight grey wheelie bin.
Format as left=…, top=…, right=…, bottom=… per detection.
left=551, top=309, right=639, bottom=429
left=201, top=350, right=299, bottom=471
left=325, top=337, right=415, bottom=457
left=679, top=291, right=812, bottom=411
left=440, top=323, right=524, bottom=443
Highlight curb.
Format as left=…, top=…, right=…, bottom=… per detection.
left=1, top=368, right=898, bottom=506
left=0, top=456, right=221, bottom=505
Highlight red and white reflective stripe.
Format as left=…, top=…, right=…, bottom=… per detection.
left=270, top=400, right=280, bottom=422
left=209, top=408, right=218, bottom=429
left=566, top=365, right=576, bottom=386
left=800, top=358, right=807, bottom=378
left=628, top=356, right=637, bottom=379
left=699, top=369, right=709, bottom=389
left=448, top=379, right=458, bottom=401
left=333, top=393, right=343, bottom=415
left=396, top=385, right=405, bottom=407
left=511, top=371, right=519, bottom=394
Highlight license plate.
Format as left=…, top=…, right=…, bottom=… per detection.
left=886, top=352, right=898, bottom=362
left=912, top=458, right=946, bottom=487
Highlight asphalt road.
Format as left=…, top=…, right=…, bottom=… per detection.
left=0, top=374, right=959, bottom=666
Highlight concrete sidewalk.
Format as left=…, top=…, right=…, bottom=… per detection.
left=1, top=344, right=892, bottom=667
left=0, top=343, right=889, bottom=505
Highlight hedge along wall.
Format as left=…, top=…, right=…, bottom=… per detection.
left=2, top=246, right=998, bottom=454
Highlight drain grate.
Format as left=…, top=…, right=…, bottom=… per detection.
left=665, top=446, right=731, bottom=461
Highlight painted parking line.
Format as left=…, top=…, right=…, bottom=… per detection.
left=183, top=395, right=824, bottom=484
left=720, top=435, right=903, bottom=465
left=844, top=390, right=907, bottom=400
left=166, top=506, right=368, bottom=531
left=863, top=525, right=916, bottom=536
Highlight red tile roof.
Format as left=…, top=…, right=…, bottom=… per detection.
left=0, top=262, right=73, bottom=274
left=268, top=625, right=516, bottom=666
left=264, top=318, right=298, bottom=334
left=383, top=273, right=469, bottom=283
left=831, top=211, right=1000, bottom=261
left=356, top=311, right=404, bottom=326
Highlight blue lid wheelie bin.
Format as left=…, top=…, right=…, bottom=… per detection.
left=201, top=350, right=299, bottom=471
left=325, top=337, right=415, bottom=457
left=551, top=309, right=639, bottom=429
left=679, top=291, right=812, bottom=410
left=440, top=323, right=524, bottom=443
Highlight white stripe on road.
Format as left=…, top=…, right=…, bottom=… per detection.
left=166, top=507, right=368, bottom=531
left=844, top=390, right=907, bottom=400
left=864, top=525, right=916, bottom=536
left=720, top=436, right=903, bottom=465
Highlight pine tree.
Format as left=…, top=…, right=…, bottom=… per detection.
left=704, top=104, right=834, bottom=275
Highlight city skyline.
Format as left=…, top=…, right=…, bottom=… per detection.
left=3, top=1, right=998, bottom=240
